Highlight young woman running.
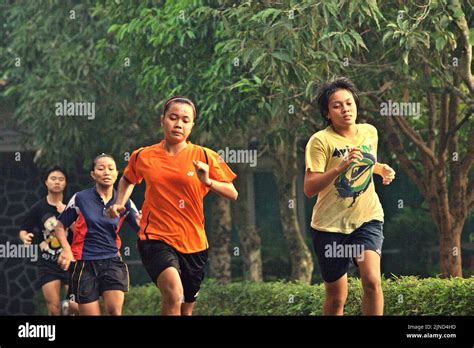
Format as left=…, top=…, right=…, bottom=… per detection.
left=108, top=96, right=238, bottom=316
left=55, top=154, right=140, bottom=315
left=304, top=77, right=396, bottom=315
left=19, top=165, right=78, bottom=315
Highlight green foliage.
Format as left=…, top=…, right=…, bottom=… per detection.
left=121, top=281, right=162, bottom=315
left=31, top=276, right=474, bottom=315
left=1, top=1, right=155, bottom=170
left=383, top=276, right=474, bottom=315
left=99, top=0, right=390, bottom=151
left=357, top=0, right=472, bottom=152
left=5, top=1, right=471, bottom=168
left=205, top=0, right=385, bottom=147
left=99, top=0, right=254, bottom=138
left=3, top=0, right=472, bottom=281
left=120, top=277, right=474, bottom=315
left=383, top=207, right=439, bottom=277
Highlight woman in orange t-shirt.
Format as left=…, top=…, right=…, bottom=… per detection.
left=108, top=96, right=238, bottom=315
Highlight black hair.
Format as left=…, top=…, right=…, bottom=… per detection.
left=316, top=77, right=360, bottom=126
left=162, top=96, right=197, bottom=120
left=43, top=165, right=68, bottom=183
left=90, top=153, right=116, bottom=171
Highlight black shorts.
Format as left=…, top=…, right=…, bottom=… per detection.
left=137, top=240, right=208, bottom=303
left=68, top=257, right=129, bottom=304
left=311, top=219, right=384, bottom=283
left=37, top=259, right=71, bottom=288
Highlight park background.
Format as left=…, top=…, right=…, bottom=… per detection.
left=0, top=0, right=472, bottom=315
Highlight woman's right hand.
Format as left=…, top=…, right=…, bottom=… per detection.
left=58, top=247, right=74, bottom=271
left=107, top=204, right=126, bottom=218
left=19, top=231, right=34, bottom=245
left=336, top=148, right=363, bottom=173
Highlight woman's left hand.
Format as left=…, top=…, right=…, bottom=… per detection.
left=377, top=163, right=396, bottom=185
left=193, top=160, right=211, bottom=186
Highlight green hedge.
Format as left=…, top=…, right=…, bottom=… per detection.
left=122, top=276, right=474, bottom=315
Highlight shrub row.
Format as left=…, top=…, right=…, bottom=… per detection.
left=122, top=276, right=474, bottom=315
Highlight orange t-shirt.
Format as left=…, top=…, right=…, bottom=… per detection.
left=123, top=140, right=237, bottom=253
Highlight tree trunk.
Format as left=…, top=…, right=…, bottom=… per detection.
left=433, top=160, right=463, bottom=277
left=273, top=141, right=313, bottom=284
left=438, top=221, right=463, bottom=277
left=369, top=98, right=471, bottom=278
left=208, top=194, right=232, bottom=284
left=426, top=173, right=463, bottom=277
left=232, top=165, right=263, bottom=281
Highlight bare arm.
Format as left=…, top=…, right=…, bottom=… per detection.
left=107, top=175, right=136, bottom=218
left=55, top=221, right=74, bottom=271
left=304, top=168, right=342, bottom=198
left=304, top=148, right=363, bottom=197
left=193, top=160, right=238, bottom=200
left=206, top=180, right=238, bottom=201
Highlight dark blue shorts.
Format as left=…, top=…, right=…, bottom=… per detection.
left=68, top=257, right=129, bottom=304
left=311, top=219, right=384, bottom=283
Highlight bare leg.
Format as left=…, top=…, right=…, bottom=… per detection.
left=78, top=301, right=101, bottom=315
left=357, top=250, right=384, bottom=315
left=156, top=267, right=184, bottom=315
left=323, top=274, right=348, bottom=315
left=181, top=302, right=196, bottom=316
left=62, top=284, right=79, bottom=315
left=102, top=290, right=125, bottom=315
left=41, top=280, right=62, bottom=316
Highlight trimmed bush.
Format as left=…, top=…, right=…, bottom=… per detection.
left=122, top=276, right=474, bottom=316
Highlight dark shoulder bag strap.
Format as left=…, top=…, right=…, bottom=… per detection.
left=201, top=147, right=209, bottom=165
